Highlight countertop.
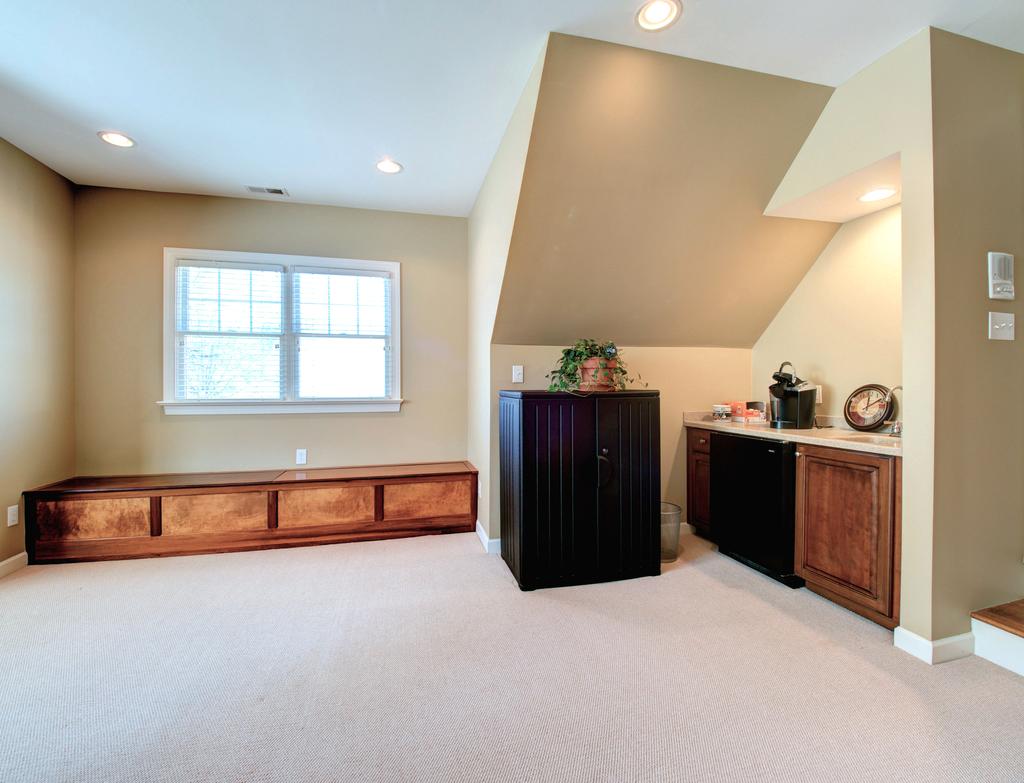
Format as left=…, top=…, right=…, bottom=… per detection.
left=27, top=461, right=478, bottom=496
left=684, top=412, right=902, bottom=457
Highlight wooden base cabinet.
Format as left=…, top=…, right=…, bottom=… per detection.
left=795, top=445, right=901, bottom=628
left=685, top=429, right=712, bottom=539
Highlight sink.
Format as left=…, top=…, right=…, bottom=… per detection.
left=838, top=434, right=897, bottom=446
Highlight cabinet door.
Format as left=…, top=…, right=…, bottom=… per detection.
left=521, top=396, right=598, bottom=585
left=596, top=396, right=661, bottom=579
left=687, top=449, right=712, bottom=536
left=795, top=446, right=894, bottom=616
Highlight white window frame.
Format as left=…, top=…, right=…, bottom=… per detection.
left=158, top=247, right=402, bottom=415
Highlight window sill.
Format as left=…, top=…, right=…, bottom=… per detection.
left=157, top=399, right=404, bottom=416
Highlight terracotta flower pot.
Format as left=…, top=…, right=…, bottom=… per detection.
left=579, top=357, right=618, bottom=391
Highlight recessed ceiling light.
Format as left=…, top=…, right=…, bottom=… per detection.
left=858, top=187, right=898, bottom=203
left=376, top=158, right=403, bottom=175
left=97, top=130, right=135, bottom=148
left=636, top=0, right=681, bottom=31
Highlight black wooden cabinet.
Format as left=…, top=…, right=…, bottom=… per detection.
left=499, top=390, right=661, bottom=590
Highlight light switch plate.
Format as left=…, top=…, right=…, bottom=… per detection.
left=512, top=365, right=524, bottom=384
left=6, top=505, right=18, bottom=527
left=295, top=448, right=308, bottom=465
left=988, top=312, right=1015, bottom=341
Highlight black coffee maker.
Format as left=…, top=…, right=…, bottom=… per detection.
left=769, top=362, right=816, bottom=429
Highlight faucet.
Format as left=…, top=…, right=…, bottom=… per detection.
left=885, top=385, right=903, bottom=437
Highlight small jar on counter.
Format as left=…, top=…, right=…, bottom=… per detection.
left=712, top=404, right=731, bottom=421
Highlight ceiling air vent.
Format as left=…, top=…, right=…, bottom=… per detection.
left=245, top=186, right=289, bottom=196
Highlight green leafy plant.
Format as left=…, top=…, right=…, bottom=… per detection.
left=546, top=339, right=643, bottom=392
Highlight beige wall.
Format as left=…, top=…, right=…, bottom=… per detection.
left=771, top=28, right=1024, bottom=640
left=73, top=188, right=468, bottom=474
left=753, top=206, right=902, bottom=417
left=493, top=34, right=838, bottom=348
left=0, top=139, right=75, bottom=561
left=929, top=31, right=1024, bottom=637
left=467, top=48, right=547, bottom=537
left=769, top=30, right=938, bottom=639
left=480, top=345, right=751, bottom=538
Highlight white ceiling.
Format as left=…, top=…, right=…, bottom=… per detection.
left=1, top=0, right=1021, bottom=217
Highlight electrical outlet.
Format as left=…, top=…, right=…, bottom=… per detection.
left=512, top=365, right=524, bottom=384
left=6, top=505, right=18, bottom=527
left=815, top=385, right=823, bottom=405
left=295, top=448, right=308, bottom=465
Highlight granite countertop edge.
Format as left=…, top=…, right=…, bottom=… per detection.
left=684, top=413, right=903, bottom=457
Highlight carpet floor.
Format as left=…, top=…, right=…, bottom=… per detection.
left=1, top=533, right=1022, bottom=782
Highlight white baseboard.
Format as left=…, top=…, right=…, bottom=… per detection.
left=894, top=625, right=975, bottom=664
left=475, top=521, right=500, bottom=555
left=0, top=551, right=28, bottom=581
left=972, top=618, right=1024, bottom=677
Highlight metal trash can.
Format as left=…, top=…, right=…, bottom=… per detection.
left=660, top=501, right=682, bottom=562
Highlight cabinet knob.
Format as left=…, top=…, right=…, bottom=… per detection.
left=699, top=438, right=707, bottom=445
left=601, top=447, right=609, bottom=455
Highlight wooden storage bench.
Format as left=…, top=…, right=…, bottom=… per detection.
left=25, top=461, right=478, bottom=564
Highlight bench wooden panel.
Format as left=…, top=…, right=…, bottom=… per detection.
left=163, top=492, right=269, bottom=535
left=384, top=479, right=473, bottom=520
left=36, top=498, right=151, bottom=541
left=278, top=486, right=375, bottom=529
left=24, top=461, right=477, bottom=564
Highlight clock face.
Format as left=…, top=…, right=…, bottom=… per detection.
left=844, top=384, right=893, bottom=431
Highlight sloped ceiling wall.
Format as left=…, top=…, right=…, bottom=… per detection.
left=492, top=34, right=839, bottom=347
left=466, top=47, right=546, bottom=537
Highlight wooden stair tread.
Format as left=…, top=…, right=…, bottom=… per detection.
left=971, top=599, right=1024, bottom=638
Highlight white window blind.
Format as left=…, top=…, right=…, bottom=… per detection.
left=162, top=249, right=401, bottom=414
left=175, top=262, right=285, bottom=400
left=292, top=268, right=393, bottom=399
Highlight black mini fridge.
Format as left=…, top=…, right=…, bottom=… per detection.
left=498, top=390, right=661, bottom=590
left=710, top=431, right=803, bottom=587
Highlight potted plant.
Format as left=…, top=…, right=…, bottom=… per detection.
left=546, top=339, right=642, bottom=392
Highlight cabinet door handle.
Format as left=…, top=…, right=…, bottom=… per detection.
left=598, top=454, right=614, bottom=488
left=698, top=438, right=707, bottom=445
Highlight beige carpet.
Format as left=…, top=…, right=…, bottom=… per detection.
left=1, top=533, right=1022, bottom=782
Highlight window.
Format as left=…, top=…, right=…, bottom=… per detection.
left=160, top=248, right=401, bottom=414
